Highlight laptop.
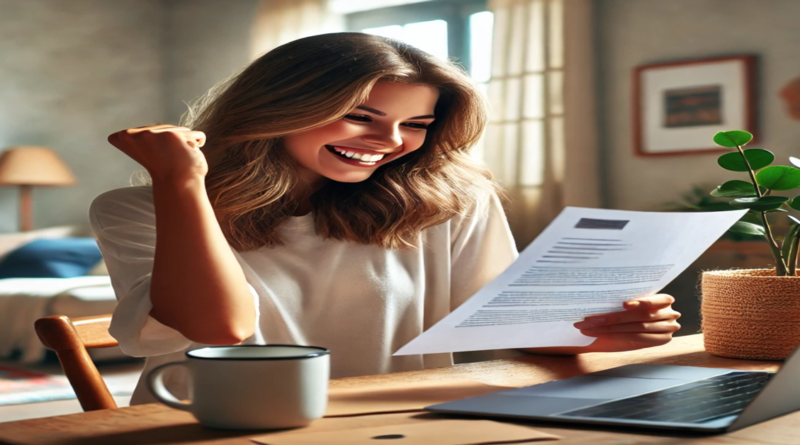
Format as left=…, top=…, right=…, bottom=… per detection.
left=425, top=346, right=800, bottom=433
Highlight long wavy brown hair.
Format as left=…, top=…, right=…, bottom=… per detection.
left=182, top=32, right=500, bottom=251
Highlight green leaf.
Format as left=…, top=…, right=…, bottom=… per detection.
left=789, top=197, right=800, bottom=211
left=790, top=215, right=800, bottom=225
left=717, top=149, right=774, bottom=172
left=710, top=180, right=758, bottom=198
left=790, top=157, right=800, bottom=169
left=728, top=221, right=766, bottom=236
left=730, top=196, right=789, bottom=211
left=713, top=130, right=753, bottom=148
left=756, top=166, right=800, bottom=190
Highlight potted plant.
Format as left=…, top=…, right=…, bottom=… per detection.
left=701, top=130, right=800, bottom=360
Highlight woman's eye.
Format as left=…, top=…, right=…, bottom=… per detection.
left=343, top=114, right=371, bottom=122
left=402, top=122, right=429, bottom=130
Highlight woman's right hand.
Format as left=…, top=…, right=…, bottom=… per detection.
left=107, top=124, right=208, bottom=183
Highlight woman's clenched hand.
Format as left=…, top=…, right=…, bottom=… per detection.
left=107, top=124, right=208, bottom=184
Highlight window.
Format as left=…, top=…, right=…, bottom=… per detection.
left=346, top=0, right=491, bottom=83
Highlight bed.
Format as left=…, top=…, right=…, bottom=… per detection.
left=0, top=227, right=125, bottom=364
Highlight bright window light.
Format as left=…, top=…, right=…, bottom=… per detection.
left=363, top=20, right=449, bottom=61
left=469, top=11, right=494, bottom=83
left=361, top=25, right=404, bottom=40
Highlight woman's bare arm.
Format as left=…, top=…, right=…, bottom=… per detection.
left=108, top=124, right=255, bottom=345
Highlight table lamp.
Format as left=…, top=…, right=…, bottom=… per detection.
left=0, top=146, right=77, bottom=231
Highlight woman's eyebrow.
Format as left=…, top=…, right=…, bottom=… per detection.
left=356, top=105, right=435, bottom=120
left=356, top=105, right=386, bottom=116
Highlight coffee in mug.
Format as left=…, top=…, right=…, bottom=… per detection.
left=146, top=344, right=329, bottom=430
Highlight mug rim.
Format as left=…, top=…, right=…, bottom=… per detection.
left=186, top=344, right=330, bottom=361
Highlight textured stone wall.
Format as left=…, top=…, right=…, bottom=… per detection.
left=0, top=0, right=258, bottom=232
left=0, top=0, right=164, bottom=232
left=163, top=0, right=258, bottom=125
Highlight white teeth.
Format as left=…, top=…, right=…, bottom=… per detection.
left=330, top=146, right=386, bottom=163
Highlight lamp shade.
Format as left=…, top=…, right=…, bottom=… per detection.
left=0, top=146, right=77, bottom=186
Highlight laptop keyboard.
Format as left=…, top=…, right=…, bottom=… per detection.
left=560, top=371, right=773, bottom=424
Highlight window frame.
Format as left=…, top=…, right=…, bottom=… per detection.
left=345, top=0, right=488, bottom=73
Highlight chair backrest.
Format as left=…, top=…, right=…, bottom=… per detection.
left=34, top=314, right=119, bottom=411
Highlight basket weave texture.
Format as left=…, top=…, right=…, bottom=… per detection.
left=701, top=269, right=800, bottom=360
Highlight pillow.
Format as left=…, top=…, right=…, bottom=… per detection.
left=0, top=238, right=103, bottom=279
left=0, top=226, right=82, bottom=261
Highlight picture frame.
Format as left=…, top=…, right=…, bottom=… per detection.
left=632, top=55, right=757, bottom=157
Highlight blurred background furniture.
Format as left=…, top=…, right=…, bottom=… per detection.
left=0, top=226, right=123, bottom=364
left=0, top=147, right=77, bottom=232
left=34, top=314, right=119, bottom=411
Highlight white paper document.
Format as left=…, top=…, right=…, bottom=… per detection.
left=394, top=207, right=748, bottom=356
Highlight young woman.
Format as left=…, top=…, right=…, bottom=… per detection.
left=91, top=33, right=680, bottom=405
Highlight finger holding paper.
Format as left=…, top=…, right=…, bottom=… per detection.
left=522, top=293, right=681, bottom=355
left=572, top=293, right=682, bottom=352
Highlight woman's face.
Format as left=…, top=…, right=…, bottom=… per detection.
left=283, top=81, right=439, bottom=188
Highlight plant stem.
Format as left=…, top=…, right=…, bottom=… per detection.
left=790, top=231, right=800, bottom=276
left=735, top=143, right=788, bottom=275
left=762, top=212, right=787, bottom=275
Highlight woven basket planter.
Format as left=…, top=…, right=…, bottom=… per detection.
left=701, top=269, right=800, bottom=360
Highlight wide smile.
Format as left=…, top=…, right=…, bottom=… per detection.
left=325, top=145, right=394, bottom=167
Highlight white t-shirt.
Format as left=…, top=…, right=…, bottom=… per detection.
left=89, top=186, right=519, bottom=405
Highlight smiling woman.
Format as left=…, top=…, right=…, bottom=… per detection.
left=89, top=32, right=680, bottom=407
left=282, top=82, right=439, bottom=192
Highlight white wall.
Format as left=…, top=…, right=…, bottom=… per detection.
left=596, top=0, right=800, bottom=211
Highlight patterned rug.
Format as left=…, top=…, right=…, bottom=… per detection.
left=0, top=365, right=75, bottom=406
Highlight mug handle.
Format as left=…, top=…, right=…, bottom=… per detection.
left=146, top=361, right=192, bottom=411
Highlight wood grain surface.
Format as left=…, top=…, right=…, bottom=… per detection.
left=0, top=335, right=792, bottom=445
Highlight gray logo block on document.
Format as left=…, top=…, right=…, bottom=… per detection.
left=574, top=218, right=629, bottom=230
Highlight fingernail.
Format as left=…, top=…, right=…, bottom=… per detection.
left=626, top=301, right=642, bottom=308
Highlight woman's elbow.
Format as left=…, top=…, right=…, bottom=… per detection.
left=185, top=323, right=255, bottom=345
left=151, top=309, right=255, bottom=345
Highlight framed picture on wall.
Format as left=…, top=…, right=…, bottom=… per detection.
left=633, top=55, right=757, bottom=157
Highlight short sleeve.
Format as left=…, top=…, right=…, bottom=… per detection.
left=449, top=190, right=519, bottom=309
left=89, top=186, right=193, bottom=356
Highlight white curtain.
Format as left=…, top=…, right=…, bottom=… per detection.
left=251, top=0, right=344, bottom=60
left=484, top=0, right=600, bottom=250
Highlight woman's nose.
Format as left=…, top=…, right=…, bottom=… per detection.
left=361, top=124, right=402, bottom=147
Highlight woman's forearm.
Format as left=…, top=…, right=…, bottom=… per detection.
left=149, top=177, right=255, bottom=345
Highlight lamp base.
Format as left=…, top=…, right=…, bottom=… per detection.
left=20, top=185, right=32, bottom=231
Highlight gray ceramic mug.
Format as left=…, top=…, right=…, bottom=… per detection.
left=146, top=344, right=330, bottom=430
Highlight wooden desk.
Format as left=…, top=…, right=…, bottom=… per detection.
left=0, top=335, right=792, bottom=445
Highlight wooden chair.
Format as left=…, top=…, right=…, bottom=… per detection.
left=34, top=314, right=119, bottom=411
